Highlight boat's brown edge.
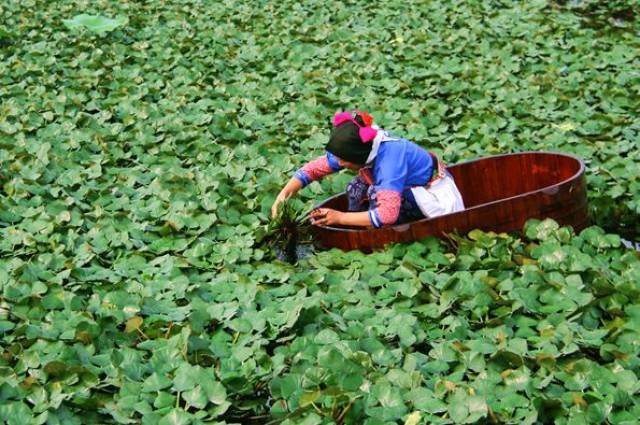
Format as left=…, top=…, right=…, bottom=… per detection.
left=311, top=151, right=588, bottom=251
left=314, top=151, right=586, bottom=234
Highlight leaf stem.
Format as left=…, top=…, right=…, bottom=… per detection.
left=336, top=397, right=359, bottom=424
left=310, top=401, right=323, bottom=415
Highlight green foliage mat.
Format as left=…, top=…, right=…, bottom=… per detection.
left=0, top=0, right=639, bottom=423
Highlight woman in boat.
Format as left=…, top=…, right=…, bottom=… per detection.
left=271, top=110, right=465, bottom=227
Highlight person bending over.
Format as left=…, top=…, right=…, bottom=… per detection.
left=272, top=110, right=465, bottom=227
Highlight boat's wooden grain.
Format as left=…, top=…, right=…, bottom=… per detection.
left=312, top=152, right=589, bottom=251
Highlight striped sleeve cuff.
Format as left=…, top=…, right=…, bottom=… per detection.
left=368, top=208, right=383, bottom=228
left=326, top=152, right=343, bottom=172
left=293, top=170, right=312, bottom=187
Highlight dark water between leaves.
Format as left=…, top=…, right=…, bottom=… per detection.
left=622, top=238, right=640, bottom=252
left=274, top=243, right=315, bottom=264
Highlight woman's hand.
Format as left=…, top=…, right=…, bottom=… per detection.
left=310, top=208, right=343, bottom=226
left=271, top=193, right=287, bottom=218
left=271, top=178, right=304, bottom=218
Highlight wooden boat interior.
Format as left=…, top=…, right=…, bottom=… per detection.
left=311, top=152, right=588, bottom=251
left=318, top=152, right=584, bottom=214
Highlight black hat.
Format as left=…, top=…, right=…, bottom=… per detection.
left=325, top=116, right=372, bottom=165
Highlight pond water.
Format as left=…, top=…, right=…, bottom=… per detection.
left=273, top=243, right=315, bottom=264
left=622, top=238, right=640, bottom=252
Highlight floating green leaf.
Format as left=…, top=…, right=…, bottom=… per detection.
left=63, top=14, right=127, bottom=34
left=1, top=0, right=639, bottom=424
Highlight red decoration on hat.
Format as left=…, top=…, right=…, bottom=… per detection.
left=332, top=110, right=377, bottom=143
left=355, top=110, right=373, bottom=127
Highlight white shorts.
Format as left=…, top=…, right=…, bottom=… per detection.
left=410, top=173, right=465, bottom=218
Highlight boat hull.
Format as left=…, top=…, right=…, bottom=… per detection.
left=312, top=152, right=589, bottom=251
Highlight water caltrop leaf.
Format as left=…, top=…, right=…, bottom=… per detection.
left=63, top=14, right=127, bottom=34
left=158, top=408, right=191, bottom=425
left=314, top=329, right=339, bottom=344
left=299, top=390, right=321, bottom=407
left=124, top=316, right=143, bottom=333
left=0, top=402, right=33, bottom=425
left=172, top=363, right=202, bottom=392
left=202, top=379, right=227, bottom=405
left=409, top=388, right=448, bottom=414
left=2, top=0, right=640, bottom=423
left=404, top=411, right=421, bottom=425
left=142, top=373, right=172, bottom=393
left=448, top=389, right=470, bottom=423
left=182, top=385, right=208, bottom=409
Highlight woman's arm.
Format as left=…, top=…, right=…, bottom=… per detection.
left=271, top=177, right=303, bottom=218
left=272, top=153, right=343, bottom=218
left=310, top=209, right=371, bottom=227
left=368, top=190, right=401, bottom=228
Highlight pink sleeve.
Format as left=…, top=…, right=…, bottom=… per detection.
left=369, top=190, right=401, bottom=227
left=294, top=155, right=341, bottom=186
left=302, top=156, right=335, bottom=181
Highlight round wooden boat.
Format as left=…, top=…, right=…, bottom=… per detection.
left=312, top=151, right=589, bottom=251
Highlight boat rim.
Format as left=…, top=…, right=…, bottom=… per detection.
left=312, top=150, right=586, bottom=233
